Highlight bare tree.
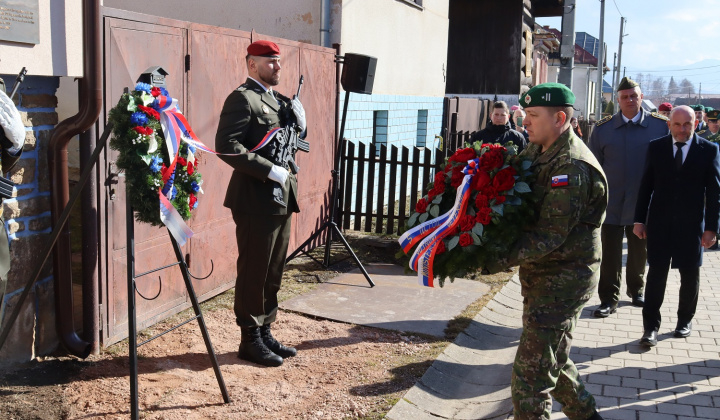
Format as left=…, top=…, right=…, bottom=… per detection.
left=680, top=78, right=696, bottom=95
left=651, top=77, right=667, bottom=98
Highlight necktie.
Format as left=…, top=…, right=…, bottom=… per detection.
left=675, top=142, right=686, bottom=171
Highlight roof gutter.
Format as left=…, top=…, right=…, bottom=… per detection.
left=47, top=0, right=102, bottom=358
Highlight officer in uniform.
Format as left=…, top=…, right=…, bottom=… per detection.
left=691, top=104, right=707, bottom=132
left=700, top=109, right=719, bottom=142
left=658, top=102, right=673, bottom=118
left=488, top=83, right=607, bottom=420
left=0, top=78, right=25, bottom=323
left=588, top=77, right=669, bottom=317
left=215, top=40, right=306, bottom=367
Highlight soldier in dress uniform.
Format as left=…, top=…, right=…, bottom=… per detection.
left=488, top=83, right=607, bottom=420
left=701, top=109, right=719, bottom=142
left=691, top=104, right=707, bottom=132
left=215, top=40, right=307, bottom=367
left=0, top=78, right=25, bottom=323
left=588, top=77, right=669, bottom=318
left=658, top=102, right=673, bottom=118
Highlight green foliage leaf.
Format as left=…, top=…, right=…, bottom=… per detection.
left=429, top=204, right=440, bottom=218
left=506, top=195, right=522, bottom=205
left=419, top=212, right=429, bottom=223
left=447, top=235, right=460, bottom=250
left=470, top=232, right=482, bottom=245
left=472, top=223, right=484, bottom=237
left=491, top=204, right=504, bottom=216
left=514, top=182, right=531, bottom=193
left=432, top=194, right=443, bottom=204
left=408, top=212, right=419, bottom=227
left=136, top=150, right=152, bottom=165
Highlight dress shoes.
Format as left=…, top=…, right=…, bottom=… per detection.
left=586, top=410, right=604, bottom=420
left=593, top=303, right=617, bottom=318
left=674, top=322, right=692, bottom=338
left=639, top=330, right=658, bottom=347
left=260, top=324, right=297, bottom=358
left=631, top=294, right=644, bottom=307
left=238, top=327, right=283, bottom=367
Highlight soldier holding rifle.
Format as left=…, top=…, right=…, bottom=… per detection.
left=215, top=40, right=307, bottom=367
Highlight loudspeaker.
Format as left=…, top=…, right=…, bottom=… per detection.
left=341, top=53, right=377, bottom=95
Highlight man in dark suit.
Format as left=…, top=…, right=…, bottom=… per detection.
left=633, top=105, right=720, bottom=347
left=215, top=40, right=306, bottom=367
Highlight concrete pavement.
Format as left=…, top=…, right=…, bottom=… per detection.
left=387, top=248, right=720, bottom=420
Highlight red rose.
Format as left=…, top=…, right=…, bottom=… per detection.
left=415, top=198, right=428, bottom=213
left=470, top=170, right=491, bottom=191
left=433, top=183, right=445, bottom=195
left=493, top=167, right=517, bottom=191
left=460, top=214, right=476, bottom=232
left=483, top=185, right=498, bottom=199
left=436, top=240, right=446, bottom=255
left=138, top=105, right=160, bottom=120
left=459, top=233, right=473, bottom=247
left=187, top=161, right=195, bottom=175
left=450, top=170, right=465, bottom=188
left=189, top=193, right=197, bottom=209
left=480, top=149, right=504, bottom=171
left=494, top=195, right=506, bottom=204
left=476, top=207, right=492, bottom=225
left=177, top=157, right=188, bottom=166
left=487, top=144, right=507, bottom=151
left=444, top=163, right=453, bottom=173
left=435, top=171, right=446, bottom=183
left=151, top=87, right=162, bottom=97
left=475, top=194, right=489, bottom=209
left=450, top=147, right=476, bottom=163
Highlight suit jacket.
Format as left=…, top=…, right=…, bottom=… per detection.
left=588, top=109, right=669, bottom=225
left=215, top=78, right=299, bottom=215
left=634, top=134, right=720, bottom=268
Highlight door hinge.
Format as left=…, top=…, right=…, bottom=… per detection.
left=185, top=54, right=190, bottom=72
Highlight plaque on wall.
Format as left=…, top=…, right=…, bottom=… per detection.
left=0, top=0, right=39, bottom=45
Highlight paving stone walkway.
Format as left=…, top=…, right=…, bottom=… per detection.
left=387, top=248, right=720, bottom=420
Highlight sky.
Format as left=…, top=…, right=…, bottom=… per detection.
left=537, top=0, right=720, bottom=93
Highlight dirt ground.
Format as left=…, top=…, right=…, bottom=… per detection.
left=0, top=232, right=513, bottom=420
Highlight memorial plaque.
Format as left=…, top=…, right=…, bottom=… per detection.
left=0, top=0, right=39, bottom=45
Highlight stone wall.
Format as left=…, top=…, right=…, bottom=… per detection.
left=0, top=75, right=59, bottom=362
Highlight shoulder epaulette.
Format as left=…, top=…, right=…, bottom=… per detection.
left=697, top=129, right=707, bottom=135
left=651, top=112, right=669, bottom=121
left=595, top=115, right=612, bottom=126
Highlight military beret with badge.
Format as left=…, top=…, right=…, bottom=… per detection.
left=519, top=82, right=576, bottom=108
left=707, top=109, right=720, bottom=121
left=690, top=104, right=706, bottom=112
left=658, top=102, right=673, bottom=112
left=618, top=76, right=640, bottom=91
left=247, top=40, right=281, bottom=57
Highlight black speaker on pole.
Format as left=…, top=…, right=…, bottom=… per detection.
left=341, top=53, right=377, bottom=94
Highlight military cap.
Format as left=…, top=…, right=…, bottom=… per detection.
left=618, top=77, right=639, bottom=91
left=707, top=109, right=720, bottom=121
left=690, top=104, right=706, bottom=112
left=706, top=107, right=714, bottom=113
left=658, top=102, right=673, bottom=111
left=247, top=40, right=280, bottom=57
left=520, top=83, right=575, bottom=108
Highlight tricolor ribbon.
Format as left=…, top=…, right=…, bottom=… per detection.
left=398, top=158, right=480, bottom=287
left=152, top=94, right=279, bottom=245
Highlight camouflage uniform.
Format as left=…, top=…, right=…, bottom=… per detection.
left=705, top=131, right=720, bottom=143
left=489, top=128, right=608, bottom=420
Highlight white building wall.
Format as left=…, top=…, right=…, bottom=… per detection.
left=103, top=0, right=322, bottom=44
left=0, top=0, right=83, bottom=77
left=337, top=0, right=448, bottom=97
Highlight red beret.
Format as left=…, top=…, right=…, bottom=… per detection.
left=247, top=40, right=280, bottom=57
left=658, top=102, right=673, bottom=111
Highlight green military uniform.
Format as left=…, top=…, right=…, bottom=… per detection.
left=215, top=77, right=299, bottom=328
left=489, top=84, right=608, bottom=420
left=0, top=79, right=23, bottom=322
left=704, top=109, right=720, bottom=143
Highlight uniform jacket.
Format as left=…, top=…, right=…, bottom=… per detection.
left=215, top=78, right=299, bottom=215
left=489, top=129, right=608, bottom=329
left=634, top=134, right=720, bottom=268
left=588, top=109, right=669, bottom=225
left=470, top=122, right=528, bottom=152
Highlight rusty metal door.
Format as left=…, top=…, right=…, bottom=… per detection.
left=103, top=13, right=190, bottom=345
left=101, top=9, right=337, bottom=346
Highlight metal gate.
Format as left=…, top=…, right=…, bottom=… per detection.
left=100, top=8, right=336, bottom=345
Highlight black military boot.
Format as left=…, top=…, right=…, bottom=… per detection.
left=586, top=410, right=604, bottom=420
left=238, top=327, right=283, bottom=367
left=260, top=324, right=297, bottom=358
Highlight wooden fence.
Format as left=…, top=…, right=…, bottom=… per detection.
left=339, top=141, right=445, bottom=235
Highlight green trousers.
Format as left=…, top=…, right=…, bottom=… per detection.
left=232, top=213, right=292, bottom=328
left=597, top=224, right=646, bottom=304
left=512, top=317, right=596, bottom=420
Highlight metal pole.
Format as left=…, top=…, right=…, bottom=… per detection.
left=126, top=196, right=139, bottom=420
left=614, top=17, right=626, bottom=107
left=595, top=0, right=606, bottom=119
left=557, top=0, right=576, bottom=89
left=611, top=53, right=617, bottom=105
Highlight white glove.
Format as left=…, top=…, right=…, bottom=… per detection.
left=268, top=165, right=289, bottom=184
left=0, top=89, right=24, bottom=155
left=291, top=96, right=306, bottom=133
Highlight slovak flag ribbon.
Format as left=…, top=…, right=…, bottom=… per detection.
left=551, top=174, right=568, bottom=188
left=398, top=158, right=480, bottom=287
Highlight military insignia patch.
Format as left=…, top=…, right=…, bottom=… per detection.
left=262, top=105, right=269, bottom=114
left=524, top=95, right=531, bottom=104
left=551, top=174, right=569, bottom=187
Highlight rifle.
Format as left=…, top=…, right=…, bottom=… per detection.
left=273, top=75, right=309, bottom=175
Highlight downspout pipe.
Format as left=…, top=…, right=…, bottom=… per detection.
left=47, top=0, right=102, bottom=358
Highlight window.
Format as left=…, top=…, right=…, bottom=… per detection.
left=416, top=110, right=428, bottom=147
left=373, top=110, right=388, bottom=155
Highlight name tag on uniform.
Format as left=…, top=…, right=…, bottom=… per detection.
left=551, top=174, right=569, bottom=187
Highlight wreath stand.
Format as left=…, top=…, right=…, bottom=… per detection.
left=124, top=154, right=229, bottom=419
